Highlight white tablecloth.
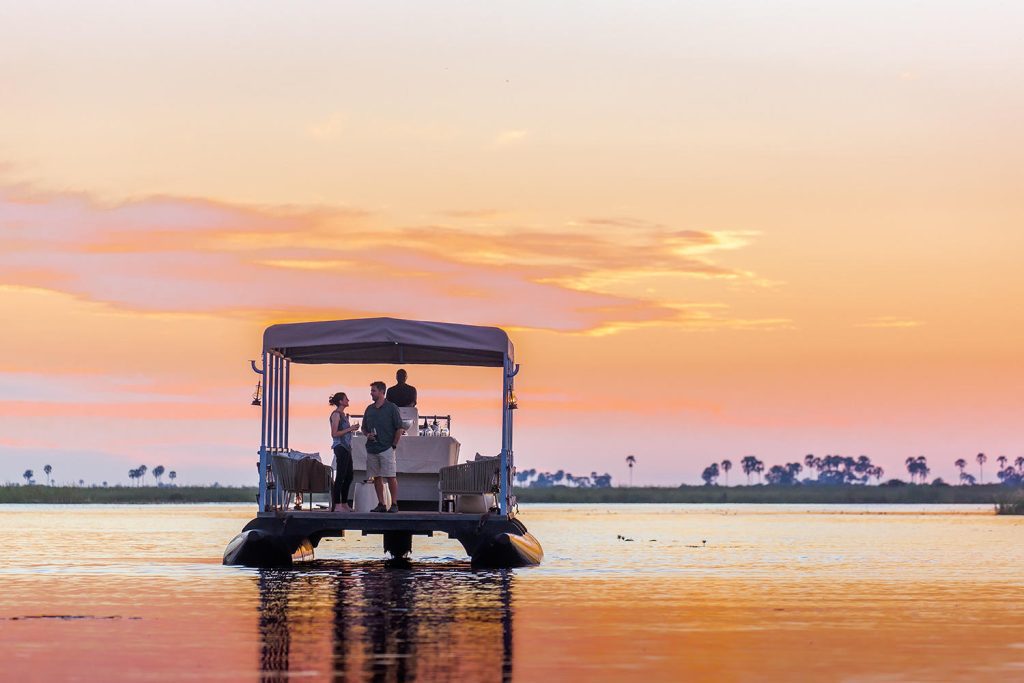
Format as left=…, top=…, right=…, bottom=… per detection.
left=351, top=435, right=459, bottom=473
left=348, top=435, right=460, bottom=502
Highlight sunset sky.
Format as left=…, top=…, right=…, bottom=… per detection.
left=2, top=1, right=1022, bottom=485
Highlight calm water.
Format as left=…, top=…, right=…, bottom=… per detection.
left=1, top=503, right=1022, bottom=681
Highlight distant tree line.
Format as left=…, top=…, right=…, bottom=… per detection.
left=961, top=452, right=1024, bottom=486
left=17, top=463, right=178, bottom=487
left=515, top=469, right=613, bottom=488
left=698, top=453, right=1024, bottom=487
left=127, top=464, right=177, bottom=486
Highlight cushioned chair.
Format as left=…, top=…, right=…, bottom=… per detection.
left=438, top=456, right=499, bottom=512
left=271, top=453, right=332, bottom=510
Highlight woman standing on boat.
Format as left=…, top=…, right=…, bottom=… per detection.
left=329, top=392, right=359, bottom=512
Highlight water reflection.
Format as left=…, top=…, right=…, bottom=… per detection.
left=256, top=563, right=515, bottom=682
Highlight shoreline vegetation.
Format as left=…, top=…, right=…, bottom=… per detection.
left=516, top=485, right=1024, bottom=511
left=0, top=484, right=1021, bottom=512
left=0, top=485, right=255, bottom=504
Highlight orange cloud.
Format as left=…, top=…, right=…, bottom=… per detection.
left=855, top=317, right=924, bottom=329
left=0, top=185, right=772, bottom=335
left=438, top=209, right=510, bottom=220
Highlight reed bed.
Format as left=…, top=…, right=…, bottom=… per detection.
left=0, top=485, right=257, bottom=504
left=516, top=484, right=1016, bottom=505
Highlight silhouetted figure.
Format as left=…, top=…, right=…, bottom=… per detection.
left=386, top=369, right=417, bottom=408
left=329, top=391, right=359, bottom=512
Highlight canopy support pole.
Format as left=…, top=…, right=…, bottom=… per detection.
left=273, top=354, right=283, bottom=509
left=255, top=355, right=268, bottom=511
left=269, top=355, right=276, bottom=508
left=500, top=357, right=519, bottom=516
left=283, top=358, right=290, bottom=451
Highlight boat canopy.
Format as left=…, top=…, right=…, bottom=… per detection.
left=263, top=317, right=514, bottom=367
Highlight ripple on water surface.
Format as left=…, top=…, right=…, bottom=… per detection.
left=1, top=503, right=1022, bottom=681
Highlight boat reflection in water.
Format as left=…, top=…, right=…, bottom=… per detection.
left=256, top=562, right=514, bottom=682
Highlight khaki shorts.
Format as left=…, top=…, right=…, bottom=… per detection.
left=366, top=447, right=397, bottom=479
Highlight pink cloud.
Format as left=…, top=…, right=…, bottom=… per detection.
left=1, top=185, right=768, bottom=334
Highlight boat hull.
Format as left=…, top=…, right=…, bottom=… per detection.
left=470, top=530, right=544, bottom=568
left=222, top=511, right=542, bottom=568
left=223, top=529, right=313, bottom=567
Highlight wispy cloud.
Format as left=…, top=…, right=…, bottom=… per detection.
left=856, top=317, right=924, bottom=329
left=0, top=185, right=779, bottom=335
left=437, top=208, right=510, bottom=220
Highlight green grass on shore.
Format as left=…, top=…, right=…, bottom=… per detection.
left=995, top=494, right=1024, bottom=515
left=516, top=484, right=1024, bottom=506
left=2, top=483, right=1022, bottom=509
left=0, top=485, right=258, bottom=504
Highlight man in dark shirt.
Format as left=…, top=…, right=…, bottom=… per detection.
left=362, top=381, right=404, bottom=512
left=386, top=368, right=417, bottom=408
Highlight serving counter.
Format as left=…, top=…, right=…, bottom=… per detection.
left=347, top=434, right=460, bottom=508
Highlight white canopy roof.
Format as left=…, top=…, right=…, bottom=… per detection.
left=262, top=317, right=514, bottom=367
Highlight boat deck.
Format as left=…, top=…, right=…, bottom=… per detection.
left=230, top=508, right=537, bottom=567
left=256, top=509, right=494, bottom=534
left=245, top=509, right=522, bottom=545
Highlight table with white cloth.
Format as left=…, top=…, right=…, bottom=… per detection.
left=347, top=435, right=460, bottom=507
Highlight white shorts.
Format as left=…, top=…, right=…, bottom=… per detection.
left=366, top=447, right=397, bottom=479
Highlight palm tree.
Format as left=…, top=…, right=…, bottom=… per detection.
left=976, top=452, right=987, bottom=484
left=153, top=465, right=165, bottom=486
left=917, top=456, right=930, bottom=483
left=137, top=465, right=148, bottom=486
left=168, top=471, right=177, bottom=486
left=129, top=468, right=139, bottom=486
left=905, top=456, right=921, bottom=483
left=626, top=455, right=636, bottom=486
left=23, top=469, right=34, bottom=485
left=954, top=458, right=967, bottom=482
left=997, top=455, right=1008, bottom=472
left=804, top=453, right=820, bottom=480
left=701, top=463, right=720, bottom=486
left=905, top=456, right=929, bottom=484
left=720, top=459, right=732, bottom=486
left=78, top=479, right=84, bottom=487
left=754, top=459, right=765, bottom=484
left=44, top=464, right=53, bottom=486
left=740, top=455, right=759, bottom=485
left=1016, top=457, right=1024, bottom=474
